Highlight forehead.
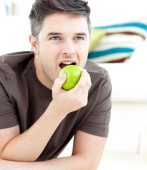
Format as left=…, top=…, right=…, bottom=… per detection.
left=41, top=12, right=89, bottom=34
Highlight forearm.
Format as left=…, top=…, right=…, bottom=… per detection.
left=0, top=155, right=93, bottom=170
left=42, top=155, right=94, bottom=170
left=1, top=102, right=66, bottom=162
left=0, top=159, right=31, bottom=170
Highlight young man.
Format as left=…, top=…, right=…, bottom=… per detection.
left=0, top=0, right=112, bottom=169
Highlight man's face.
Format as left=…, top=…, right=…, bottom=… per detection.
left=33, top=12, right=91, bottom=89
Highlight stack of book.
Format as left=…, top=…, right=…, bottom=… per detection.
left=4, top=0, right=19, bottom=16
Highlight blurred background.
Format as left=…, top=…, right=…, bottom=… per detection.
left=0, top=0, right=147, bottom=169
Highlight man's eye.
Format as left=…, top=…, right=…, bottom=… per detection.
left=75, top=37, right=84, bottom=40
left=50, top=37, right=60, bottom=40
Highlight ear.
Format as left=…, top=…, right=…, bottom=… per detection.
left=29, top=34, right=39, bottom=55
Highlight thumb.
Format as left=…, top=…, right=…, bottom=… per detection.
left=59, top=73, right=67, bottom=81
left=52, top=73, right=67, bottom=92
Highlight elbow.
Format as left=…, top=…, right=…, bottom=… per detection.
left=0, top=151, right=10, bottom=161
left=86, top=160, right=99, bottom=170
left=0, top=148, right=6, bottom=160
left=0, top=152, right=36, bottom=162
left=84, top=155, right=100, bottom=170
left=76, top=154, right=99, bottom=170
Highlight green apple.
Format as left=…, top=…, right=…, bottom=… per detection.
left=59, top=65, right=82, bottom=90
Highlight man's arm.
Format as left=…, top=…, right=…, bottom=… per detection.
left=0, top=130, right=106, bottom=170
left=72, top=130, right=107, bottom=169
left=0, top=70, right=91, bottom=162
left=40, top=130, right=107, bottom=170
left=0, top=102, right=66, bottom=162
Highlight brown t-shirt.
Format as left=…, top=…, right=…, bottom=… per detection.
left=0, top=51, right=112, bottom=161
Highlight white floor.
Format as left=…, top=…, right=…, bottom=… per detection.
left=59, top=100, right=147, bottom=170
left=98, top=151, right=147, bottom=170
left=59, top=140, right=147, bottom=170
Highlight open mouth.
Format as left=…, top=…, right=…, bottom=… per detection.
left=59, top=61, right=76, bottom=69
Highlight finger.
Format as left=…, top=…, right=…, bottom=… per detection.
left=85, top=70, right=92, bottom=90
left=75, top=69, right=87, bottom=88
left=52, top=73, right=67, bottom=93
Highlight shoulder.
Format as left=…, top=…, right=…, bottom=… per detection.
left=85, top=60, right=110, bottom=85
left=0, top=51, right=34, bottom=75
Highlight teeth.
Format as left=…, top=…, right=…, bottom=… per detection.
left=62, top=62, right=74, bottom=64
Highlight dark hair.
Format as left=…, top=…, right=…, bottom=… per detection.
left=29, top=0, right=91, bottom=39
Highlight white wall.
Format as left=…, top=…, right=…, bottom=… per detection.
left=88, top=0, right=147, bottom=26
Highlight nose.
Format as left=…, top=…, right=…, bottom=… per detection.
left=61, top=41, right=76, bottom=56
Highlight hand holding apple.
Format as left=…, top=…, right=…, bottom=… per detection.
left=51, top=66, right=92, bottom=115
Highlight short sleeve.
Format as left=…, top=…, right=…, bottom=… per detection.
left=78, top=71, right=112, bottom=137
left=0, top=83, right=18, bottom=129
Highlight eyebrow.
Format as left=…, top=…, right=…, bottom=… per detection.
left=47, top=32, right=87, bottom=37
left=47, top=32, right=62, bottom=37
left=75, top=32, right=87, bottom=37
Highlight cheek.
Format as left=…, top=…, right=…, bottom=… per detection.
left=79, top=45, right=89, bottom=57
left=42, top=60, right=58, bottom=81
left=80, top=41, right=90, bottom=53
left=78, top=51, right=88, bottom=68
left=79, top=45, right=89, bottom=67
left=42, top=56, right=55, bottom=72
left=41, top=54, right=59, bottom=76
